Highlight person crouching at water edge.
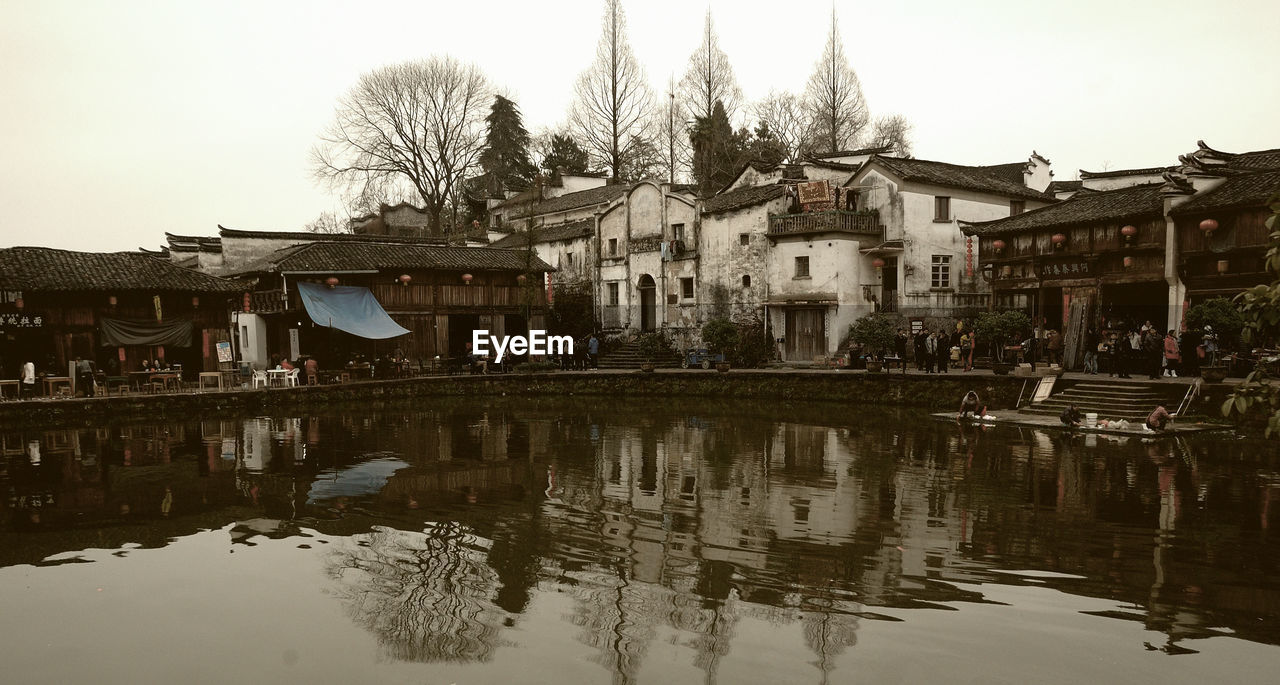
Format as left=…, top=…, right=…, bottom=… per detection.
left=1146, top=405, right=1174, bottom=432
left=1060, top=403, right=1083, bottom=428
left=958, top=391, right=984, bottom=420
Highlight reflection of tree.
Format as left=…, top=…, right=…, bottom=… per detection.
left=802, top=605, right=859, bottom=685
left=565, top=567, right=658, bottom=685
left=326, top=521, right=506, bottom=663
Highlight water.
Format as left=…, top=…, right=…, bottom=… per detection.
left=1, top=398, right=1278, bottom=684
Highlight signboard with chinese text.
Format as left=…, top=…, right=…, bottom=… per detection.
left=0, top=312, right=44, bottom=329
left=216, top=341, right=233, bottom=363
left=1036, top=258, right=1091, bottom=280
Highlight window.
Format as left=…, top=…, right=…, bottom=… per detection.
left=607, top=238, right=618, bottom=256
left=565, top=252, right=574, bottom=266
left=240, top=326, right=249, bottom=350
left=607, top=282, right=619, bottom=306
left=742, top=274, right=751, bottom=288
left=680, top=277, right=694, bottom=300
left=739, top=233, right=749, bottom=246
left=794, top=256, right=810, bottom=278
left=1010, top=200, right=1025, bottom=216
left=931, top=255, right=952, bottom=288
left=672, top=223, right=685, bottom=242
left=934, top=196, right=951, bottom=222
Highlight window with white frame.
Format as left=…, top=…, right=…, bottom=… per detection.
left=931, top=255, right=951, bottom=288
left=607, top=282, right=619, bottom=306
left=672, top=223, right=685, bottom=242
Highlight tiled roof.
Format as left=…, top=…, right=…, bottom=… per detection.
left=975, top=162, right=1026, bottom=185
left=1223, top=148, right=1280, bottom=171
left=493, top=183, right=629, bottom=216
left=1078, top=166, right=1173, bottom=179
left=963, top=183, right=1165, bottom=236
left=218, top=225, right=447, bottom=245
left=1046, top=180, right=1083, bottom=194
left=702, top=184, right=787, bottom=215
left=872, top=155, right=1056, bottom=201
left=489, top=219, right=594, bottom=249
left=809, top=146, right=892, bottom=160
left=1170, top=169, right=1280, bottom=216
left=229, top=241, right=553, bottom=276
left=0, top=247, right=241, bottom=292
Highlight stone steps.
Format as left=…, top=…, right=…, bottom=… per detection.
left=597, top=341, right=682, bottom=369
left=1021, top=379, right=1177, bottom=423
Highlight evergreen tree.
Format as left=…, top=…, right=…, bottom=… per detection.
left=540, top=134, right=592, bottom=176
left=690, top=100, right=746, bottom=196
left=479, top=95, right=536, bottom=191
left=747, top=122, right=787, bottom=169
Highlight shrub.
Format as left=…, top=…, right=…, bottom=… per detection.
left=733, top=314, right=774, bottom=368
left=702, top=317, right=739, bottom=356
left=1186, top=297, right=1247, bottom=350
left=636, top=330, right=674, bottom=361
left=975, top=310, right=1031, bottom=363
left=847, top=312, right=897, bottom=360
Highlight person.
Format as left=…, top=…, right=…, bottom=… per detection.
left=1083, top=327, right=1099, bottom=375
left=280, top=357, right=295, bottom=371
left=1202, top=325, right=1218, bottom=364
left=1114, top=332, right=1133, bottom=378
left=959, top=331, right=973, bottom=372
left=1163, top=330, right=1181, bottom=378
left=1022, top=330, right=1038, bottom=371
left=924, top=331, right=938, bottom=373
left=1059, top=403, right=1082, bottom=428
left=936, top=329, right=950, bottom=373
left=958, top=390, right=984, bottom=419
left=1143, top=326, right=1163, bottom=380
left=75, top=356, right=96, bottom=397
left=587, top=333, right=599, bottom=370
left=464, top=342, right=487, bottom=374
left=914, top=329, right=929, bottom=371
left=1046, top=329, right=1063, bottom=366
left=1181, top=327, right=1203, bottom=377
left=304, top=356, right=319, bottom=384
left=1146, top=405, right=1173, bottom=431
left=894, top=329, right=908, bottom=362
left=20, top=360, right=35, bottom=399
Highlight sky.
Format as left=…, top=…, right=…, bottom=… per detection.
left=1, top=0, right=1277, bottom=253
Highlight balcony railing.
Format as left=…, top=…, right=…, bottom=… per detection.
left=768, top=211, right=883, bottom=237
left=246, top=289, right=288, bottom=313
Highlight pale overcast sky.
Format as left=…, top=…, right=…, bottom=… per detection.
left=1, top=0, right=1277, bottom=252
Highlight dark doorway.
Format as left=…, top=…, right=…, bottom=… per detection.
left=448, top=314, right=481, bottom=356
left=638, top=275, right=657, bottom=331
left=880, top=257, right=899, bottom=312
left=1101, top=282, right=1168, bottom=332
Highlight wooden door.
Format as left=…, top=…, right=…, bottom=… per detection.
left=785, top=308, right=825, bottom=361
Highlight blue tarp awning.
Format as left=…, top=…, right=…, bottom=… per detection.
left=296, top=281, right=410, bottom=340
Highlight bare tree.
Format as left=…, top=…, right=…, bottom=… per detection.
left=656, top=77, right=689, bottom=183
left=312, top=57, right=492, bottom=235
left=304, top=210, right=352, bottom=234
left=866, top=114, right=914, bottom=157
left=802, top=9, right=870, bottom=154
left=752, top=91, right=807, bottom=163
left=678, top=10, right=743, bottom=123
left=568, top=0, right=656, bottom=181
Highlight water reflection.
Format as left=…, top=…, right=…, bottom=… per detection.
left=1, top=400, right=1279, bottom=682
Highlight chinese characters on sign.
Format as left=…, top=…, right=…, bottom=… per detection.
left=1036, top=259, right=1091, bottom=279
left=0, top=313, right=44, bottom=328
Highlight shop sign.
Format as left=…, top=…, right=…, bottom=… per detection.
left=1037, top=258, right=1090, bottom=279
left=0, top=312, right=44, bottom=328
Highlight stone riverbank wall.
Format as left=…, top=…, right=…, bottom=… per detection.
left=0, top=371, right=1030, bottom=429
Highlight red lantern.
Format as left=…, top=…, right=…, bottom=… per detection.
left=461, top=273, right=473, bottom=285
left=1120, top=225, right=1137, bottom=237
left=992, top=239, right=1006, bottom=252
left=1123, top=256, right=1134, bottom=268
left=1199, top=219, right=1219, bottom=233
left=872, top=258, right=886, bottom=269
left=191, top=296, right=199, bottom=308
left=1051, top=233, right=1067, bottom=246
left=398, top=274, right=412, bottom=286
left=14, top=297, right=23, bottom=310
left=243, top=292, right=251, bottom=312
left=1217, top=259, right=1229, bottom=275
left=325, top=277, right=339, bottom=288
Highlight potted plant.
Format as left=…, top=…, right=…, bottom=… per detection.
left=1186, top=297, right=1246, bottom=382
left=975, top=310, right=1031, bottom=375
left=847, top=313, right=897, bottom=373
left=702, top=317, right=737, bottom=372
left=635, top=331, right=671, bottom=373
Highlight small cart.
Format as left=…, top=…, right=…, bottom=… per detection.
left=681, top=348, right=725, bottom=369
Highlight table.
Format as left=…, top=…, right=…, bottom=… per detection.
left=267, top=369, right=289, bottom=387
left=104, top=376, right=130, bottom=395
left=198, top=371, right=224, bottom=392
left=0, top=380, right=19, bottom=400
left=148, top=373, right=181, bottom=393
left=43, top=376, right=73, bottom=397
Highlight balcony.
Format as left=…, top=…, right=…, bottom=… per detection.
left=768, top=211, right=883, bottom=238
left=245, top=289, right=289, bottom=313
